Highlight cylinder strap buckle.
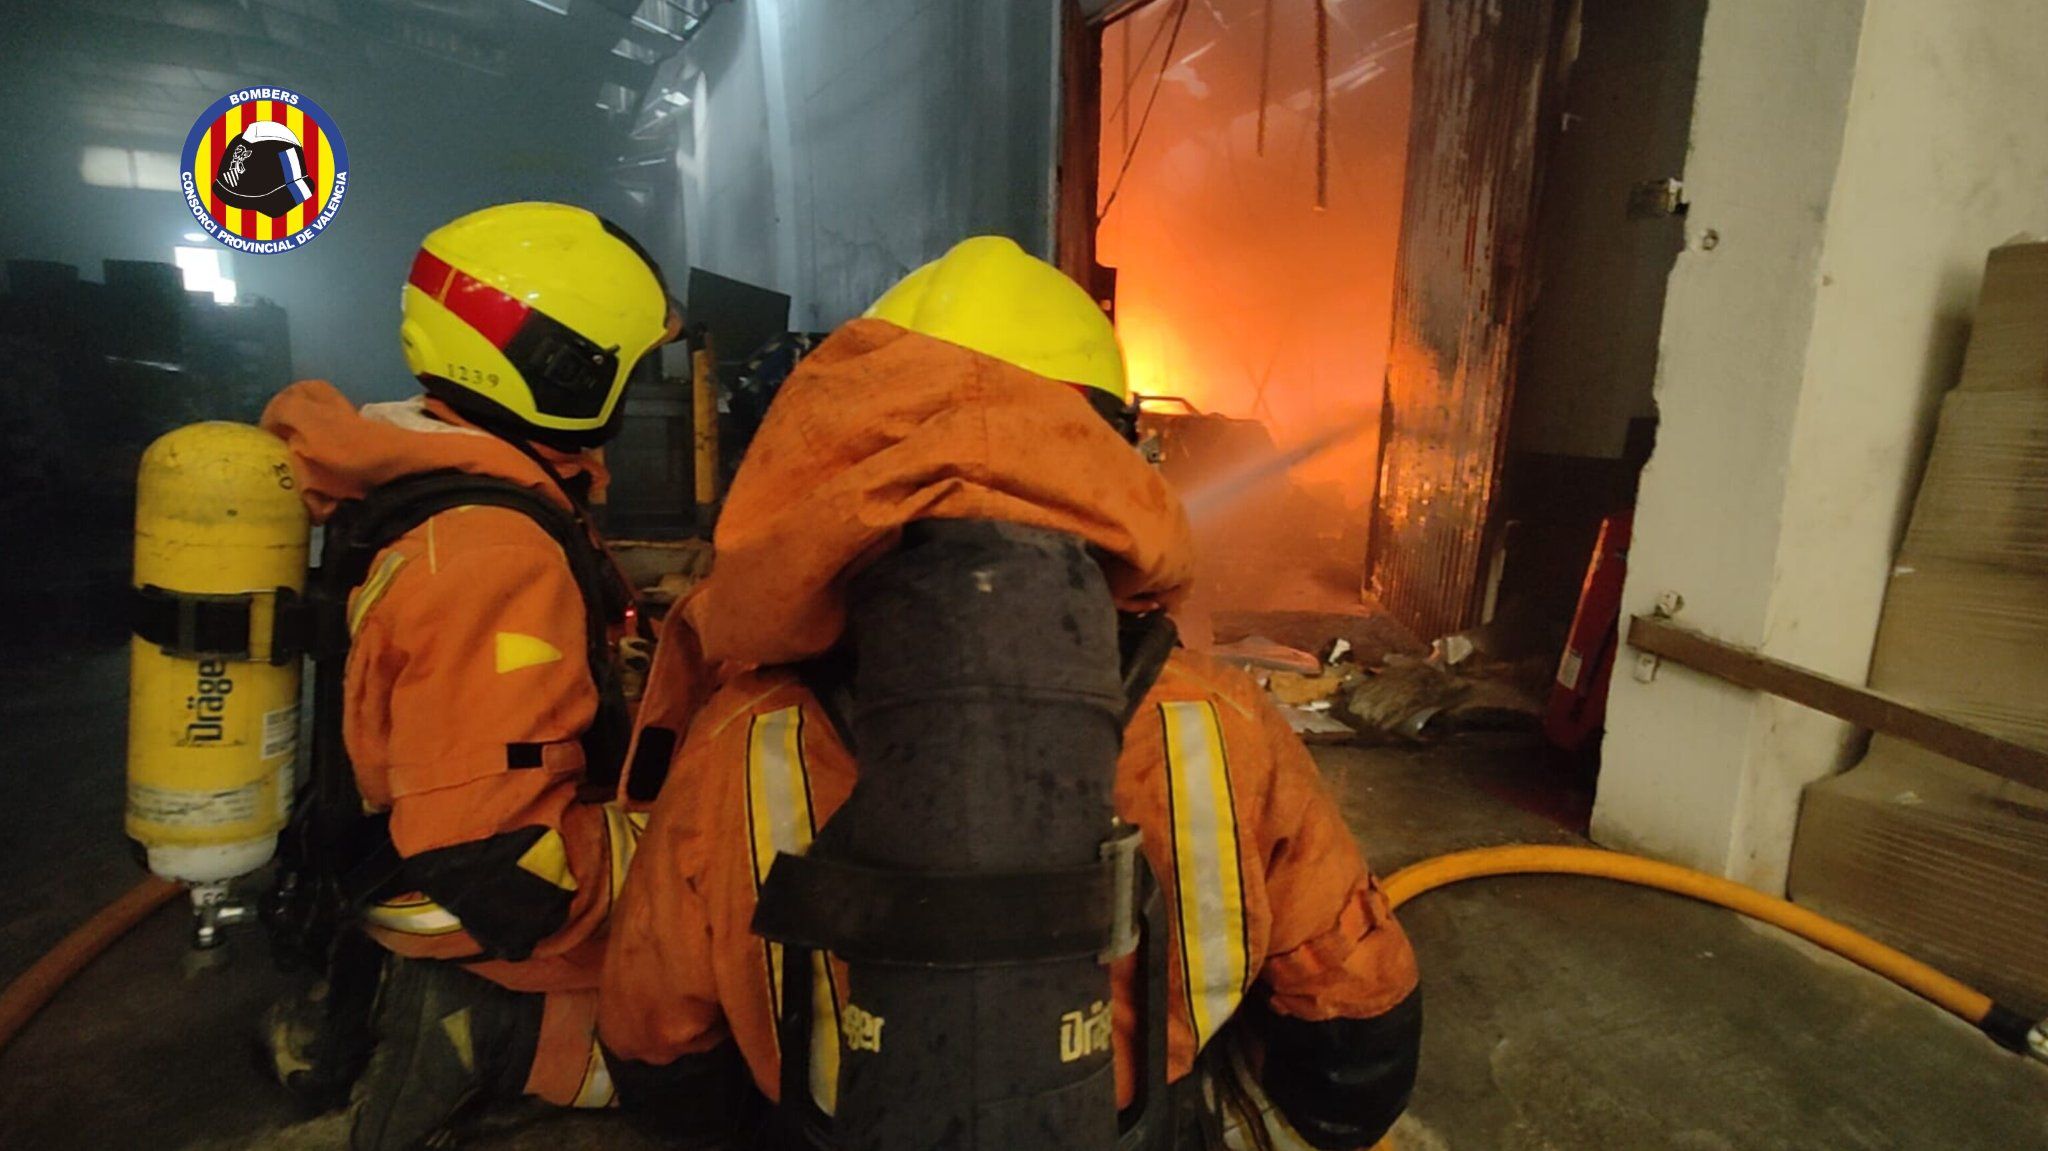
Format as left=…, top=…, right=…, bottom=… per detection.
left=1100, top=822, right=1144, bottom=963
left=132, top=584, right=304, bottom=665
left=753, top=824, right=1149, bottom=969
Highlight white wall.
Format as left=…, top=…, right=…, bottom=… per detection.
left=668, top=0, right=1061, bottom=331
left=1596, top=0, right=2048, bottom=888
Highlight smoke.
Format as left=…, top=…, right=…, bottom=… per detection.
left=1098, top=0, right=1418, bottom=515
left=1180, top=408, right=1377, bottom=524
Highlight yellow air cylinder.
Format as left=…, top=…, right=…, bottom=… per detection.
left=126, top=422, right=308, bottom=894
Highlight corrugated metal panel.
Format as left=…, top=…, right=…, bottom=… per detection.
left=1366, top=0, right=1570, bottom=641
left=672, top=0, right=1061, bottom=331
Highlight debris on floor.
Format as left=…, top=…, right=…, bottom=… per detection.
left=1343, top=656, right=1465, bottom=740
left=1208, top=634, right=1325, bottom=675
left=1212, top=615, right=1550, bottom=746
left=1278, top=704, right=1360, bottom=744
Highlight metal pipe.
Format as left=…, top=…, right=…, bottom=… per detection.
left=690, top=331, right=720, bottom=526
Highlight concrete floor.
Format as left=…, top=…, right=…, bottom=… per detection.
left=2, top=650, right=2044, bottom=1149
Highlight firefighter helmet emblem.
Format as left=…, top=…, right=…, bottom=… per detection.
left=181, top=86, right=349, bottom=254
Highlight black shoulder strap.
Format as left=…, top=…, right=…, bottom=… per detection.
left=1118, top=612, right=1178, bottom=727
left=324, top=470, right=635, bottom=794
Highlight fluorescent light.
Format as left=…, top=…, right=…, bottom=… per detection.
left=80, top=146, right=132, bottom=188
left=131, top=151, right=181, bottom=191
left=81, top=146, right=182, bottom=191
left=632, top=14, right=685, bottom=41
left=519, top=0, right=570, bottom=13
left=183, top=231, right=208, bottom=243
left=174, top=246, right=237, bottom=306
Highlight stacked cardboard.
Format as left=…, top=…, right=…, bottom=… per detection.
left=1790, top=239, right=2048, bottom=1016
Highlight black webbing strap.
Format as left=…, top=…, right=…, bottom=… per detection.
left=767, top=859, right=1175, bottom=1150
left=132, top=583, right=303, bottom=664
left=776, top=941, right=828, bottom=1140
left=754, top=824, right=1143, bottom=968
left=1119, top=612, right=1178, bottom=727
left=1118, top=880, right=1172, bottom=1151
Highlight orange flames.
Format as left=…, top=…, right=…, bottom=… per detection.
left=1097, top=0, right=1417, bottom=611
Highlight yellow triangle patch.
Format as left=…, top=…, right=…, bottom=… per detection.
left=516, top=828, right=579, bottom=892
left=439, top=1008, right=476, bottom=1073
left=495, top=631, right=564, bottom=674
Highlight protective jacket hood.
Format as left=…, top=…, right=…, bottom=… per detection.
left=261, top=379, right=608, bottom=523
left=625, top=319, right=1196, bottom=789
left=687, top=317, right=1193, bottom=668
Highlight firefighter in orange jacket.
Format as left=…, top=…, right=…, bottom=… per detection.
left=598, top=237, right=1422, bottom=1149
left=259, top=203, right=679, bottom=1150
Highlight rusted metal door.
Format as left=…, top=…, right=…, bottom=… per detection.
left=1367, top=0, right=1573, bottom=641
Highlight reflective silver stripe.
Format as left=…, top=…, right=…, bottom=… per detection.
left=1160, top=700, right=1251, bottom=1050
left=744, top=705, right=843, bottom=1115
left=570, top=1042, right=617, bottom=1109
left=603, top=803, right=642, bottom=904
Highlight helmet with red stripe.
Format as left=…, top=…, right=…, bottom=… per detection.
left=400, top=202, right=681, bottom=448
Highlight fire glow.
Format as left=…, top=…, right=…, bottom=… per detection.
left=1098, top=0, right=1416, bottom=505
left=1096, top=0, right=1418, bottom=609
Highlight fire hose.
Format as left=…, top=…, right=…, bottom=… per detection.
left=0, top=876, right=182, bottom=1055
left=1382, top=844, right=2048, bottom=1062
left=3, top=847, right=2042, bottom=1078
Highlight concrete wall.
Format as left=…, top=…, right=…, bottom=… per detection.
left=1596, top=0, right=2048, bottom=888
left=668, top=0, right=1060, bottom=332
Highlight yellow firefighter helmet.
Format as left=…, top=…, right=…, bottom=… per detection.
left=865, top=236, right=1126, bottom=399
left=400, top=202, right=681, bottom=446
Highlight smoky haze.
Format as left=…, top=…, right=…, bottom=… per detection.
left=0, top=0, right=711, bottom=662
left=0, top=2, right=683, bottom=406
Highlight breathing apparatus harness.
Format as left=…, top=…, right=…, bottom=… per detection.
left=753, top=541, right=1185, bottom=1151
left=256, top=460, right=633, bottom=1107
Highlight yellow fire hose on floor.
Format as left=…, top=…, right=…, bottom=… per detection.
left=1382, top=845, right=2048, bottom=1062
left=1, top=845, right=2041, bottom=1090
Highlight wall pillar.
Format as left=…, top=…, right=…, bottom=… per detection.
left=1597, top=0, right=2048, bottom=890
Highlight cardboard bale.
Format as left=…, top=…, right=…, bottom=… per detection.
left=1866, top=559, right=2048, bottom=751
left=1793, top=238, right=2048, bottom=1016
left=1898, top=390, right=2048, bottom=572
left=1957, top=238, right=2048, bottom=393
left=1790, top=737, right=2048, bottom=1017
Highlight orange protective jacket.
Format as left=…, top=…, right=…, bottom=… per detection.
left=598, top=321, right=1418, bottom=1123
left=262, top=382, right=638, bottom=997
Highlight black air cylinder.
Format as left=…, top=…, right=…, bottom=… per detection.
left=830, top=518, right=1126, bottom=1151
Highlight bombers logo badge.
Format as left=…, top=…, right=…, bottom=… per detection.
left=181, top=86, right=348, bottom=254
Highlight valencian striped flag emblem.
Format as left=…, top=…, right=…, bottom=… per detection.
left=180, top=86, right=349, bottom=254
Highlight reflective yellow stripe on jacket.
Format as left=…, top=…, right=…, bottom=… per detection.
left=347, top=550, right=408, bottom=636
left=362, top=894, right=464, bottom=936
left=1160, top=700, right=1252, bottom=1050
left=744, top=705, right=844, bottom=1115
